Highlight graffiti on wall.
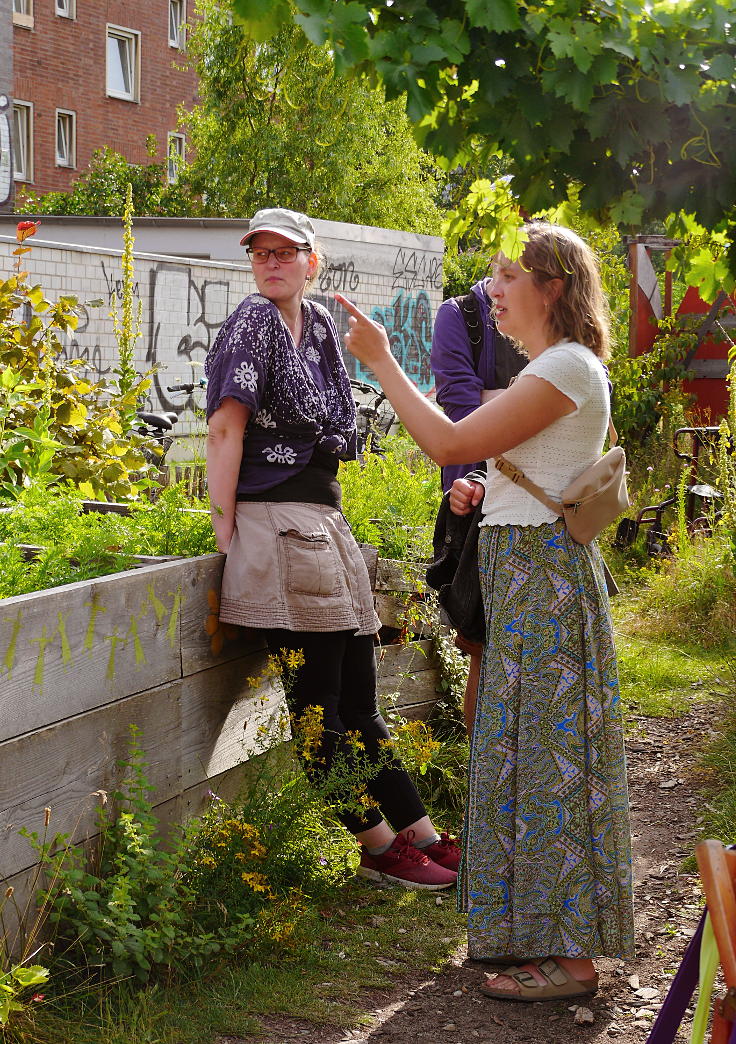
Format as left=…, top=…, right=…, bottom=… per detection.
left=147, top=264, right=232, bottom=414
left=59, top=305, right=111, bottom=377
left=23, top=245, right=441, bottom=417
left=367, top=290, right=434, bottom=393
left=391, top=248, right=443, bottom=293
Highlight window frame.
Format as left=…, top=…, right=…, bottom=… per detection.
left=12, top=0, right=34, bottom=29
left=55, top=0, right=76, bottom=19
left=167, top=133, right=185, bottom=184
left=168, top=0, right=186, bottom=49
left=12, top=101, right=33, bottom=183
left=55, top=109, right=76, bottom=168
left=106, top=25, right=141, bottom=103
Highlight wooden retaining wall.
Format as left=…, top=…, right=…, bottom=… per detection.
left=0, top=551, right=441, bottom=916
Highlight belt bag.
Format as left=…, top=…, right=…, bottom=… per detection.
left=494, top=425, right=630, bottom=545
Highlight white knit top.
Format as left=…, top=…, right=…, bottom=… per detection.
left=480, top=339, right=610, bottom=528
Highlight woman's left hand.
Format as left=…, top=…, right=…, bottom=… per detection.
left=335, top=294, right=391, bottom=369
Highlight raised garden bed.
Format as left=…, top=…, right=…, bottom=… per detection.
left=0, top=538, right=443, bottom=934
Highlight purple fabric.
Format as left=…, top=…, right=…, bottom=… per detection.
left=430, top=279, right=499, bottom=491
left=731, top=1018, right=736, bottom=1044
left=645, top=910, right=705, bottom=1044
left=205, top=294, right=357, bottom=495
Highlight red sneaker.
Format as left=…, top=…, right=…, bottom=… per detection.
left=357, top=831, right=457, bottom=891
left=420, top=831, right=461, bottom=872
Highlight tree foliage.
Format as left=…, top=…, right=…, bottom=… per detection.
left=19, top=145, right=194, bottom=217
left=182, top=0, right=443, bottom=232
left=232, top=0, right=736, bottom=293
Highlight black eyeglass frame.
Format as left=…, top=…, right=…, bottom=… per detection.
left=245, top=245, right=312, bottom=263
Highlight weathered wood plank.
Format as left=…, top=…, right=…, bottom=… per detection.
left=378, top=698, right=438, bottom=723
left=375, top=558, right=426, bottom=593
left=376, top=639, right=440, bottom=711
left=179, top=553, right=270, bottom=675
left=0, top=559, right=190, bottom=741
left=0, top=652, right=286, bottom=881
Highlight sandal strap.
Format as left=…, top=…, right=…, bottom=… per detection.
left=507, top=958, right=572, bottom=990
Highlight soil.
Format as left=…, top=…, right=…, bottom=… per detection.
left=220, top=703, right=717, bottom=1044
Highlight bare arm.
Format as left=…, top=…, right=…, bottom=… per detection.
left=207, top=397, right=251, bottom=553
left=335, top=295, right=574, bottom=466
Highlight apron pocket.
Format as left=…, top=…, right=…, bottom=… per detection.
left=280, top=528, right=341, bottom=597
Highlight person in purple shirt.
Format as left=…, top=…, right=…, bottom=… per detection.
left=430, top=278, right=526, bottom=732
left=206, top=207, right=460, bottom=892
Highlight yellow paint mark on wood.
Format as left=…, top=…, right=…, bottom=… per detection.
left=31, top=625, right=52, bottom=688
left=166, top=588, right=181, bottom=647
left=83, top=599, right=107, bottom=653
left=57, top=611, right=72, bottom=667
left=2, top=611, right=22, bottom=675
left=147, top=584, right=167, bottom=624
left=105, top=630, right=122, bottom=680
left=126, top=616, right=147, bottom=666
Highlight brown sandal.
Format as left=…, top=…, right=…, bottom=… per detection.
left=479, top=957, right=599, bottom=1003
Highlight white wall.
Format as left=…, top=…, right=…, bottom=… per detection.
left=0, top=218, right=443, bottom=459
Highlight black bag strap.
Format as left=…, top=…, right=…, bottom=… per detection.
left=456, top=290, right=526, bottom=389
left=455, top=292, right=483, bottom=372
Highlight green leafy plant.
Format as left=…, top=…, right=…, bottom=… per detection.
left=0, top=486, right=216, bottom=599
left=0, top=962, right=49, bottom=1028
left=341, top=433, right=441, bottom=561
left=110, top=186, right=144, bottom=436
left=18, top=144, right=194, bottom=218
left=0, top=223, right=155, bottom=502
left=24, top=729, right=255, bottom=985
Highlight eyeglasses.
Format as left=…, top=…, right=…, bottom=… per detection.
left=246, top=246, right=311, bottom=264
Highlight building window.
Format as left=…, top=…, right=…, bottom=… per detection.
left=167, top=133, right=185, bottom=183
left=169, top=0, right=186, bottom=49
left=13, top=101, right=33, bottom=182
left=12, top=0, right=34, bottom=29
left=56, top=110, right=76, bottom=167
left=106, top=26, right=140, bottom=102
left=55, top=0, right=75, bottom=18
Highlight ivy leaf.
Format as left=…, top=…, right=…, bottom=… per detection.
left=707, top=53, right=735, bottom=81
left=231, top=0, right=292, bottom=41
left=608, top=190, right=646, bottom=226
left=466, top=0, right=521, bottom=32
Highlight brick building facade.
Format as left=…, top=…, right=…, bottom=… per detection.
left=8, top=1, right=198, bottom=201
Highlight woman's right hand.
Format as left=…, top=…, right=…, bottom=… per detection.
left=449, top=478, right=484, bottom=516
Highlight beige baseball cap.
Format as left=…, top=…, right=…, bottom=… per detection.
left=239, top=208, right=315, bottom=248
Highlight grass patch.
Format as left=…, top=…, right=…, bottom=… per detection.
left=29, top=881, right=464, bottom=1044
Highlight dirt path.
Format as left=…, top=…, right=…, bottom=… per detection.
left=227, top=704, right=714, bottom=1044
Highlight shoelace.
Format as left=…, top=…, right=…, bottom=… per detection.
left=436, top=831, right=460, bottom=850
left=396, top=829, right=430, bottom=864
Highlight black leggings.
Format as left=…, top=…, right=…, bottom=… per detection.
left=264, top=629, right=427, bottom=835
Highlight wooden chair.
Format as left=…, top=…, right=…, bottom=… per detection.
left=695, top=840, right=736, bottom=1043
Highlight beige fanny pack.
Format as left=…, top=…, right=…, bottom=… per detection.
left=495, top=422, right=631, bottom=545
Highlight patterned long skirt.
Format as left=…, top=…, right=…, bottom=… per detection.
left=462, top=521, right=635, bottom=960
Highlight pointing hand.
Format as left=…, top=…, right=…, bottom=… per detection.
left=335, top=294, right=391, bottom=369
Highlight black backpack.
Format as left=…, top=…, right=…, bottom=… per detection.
left=455, top=291, right=526, bottom=389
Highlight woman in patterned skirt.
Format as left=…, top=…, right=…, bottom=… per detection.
left=206, top=207, right=460, bottom=892
left=337, top=221, right=635, bottom=1003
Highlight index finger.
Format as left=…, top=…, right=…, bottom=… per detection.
left=335, top=293, right=369, bottom=321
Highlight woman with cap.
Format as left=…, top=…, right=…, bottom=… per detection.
left=336, top=221, right=634, bottom=1002
left=205, top=207, right=459, bottom=891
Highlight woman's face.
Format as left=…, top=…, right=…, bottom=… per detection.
left=488, top=258, right=560, bottom=355
left=248, top=231, right=316, bottom=307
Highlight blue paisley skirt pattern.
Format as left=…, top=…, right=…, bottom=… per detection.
left=462, top=521, right=635, bottom=960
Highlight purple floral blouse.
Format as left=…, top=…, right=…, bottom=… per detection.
left=205, top=294, right=357, bottom=494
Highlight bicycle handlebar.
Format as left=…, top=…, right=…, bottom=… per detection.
left=167, top=380, right=207, bottom=394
